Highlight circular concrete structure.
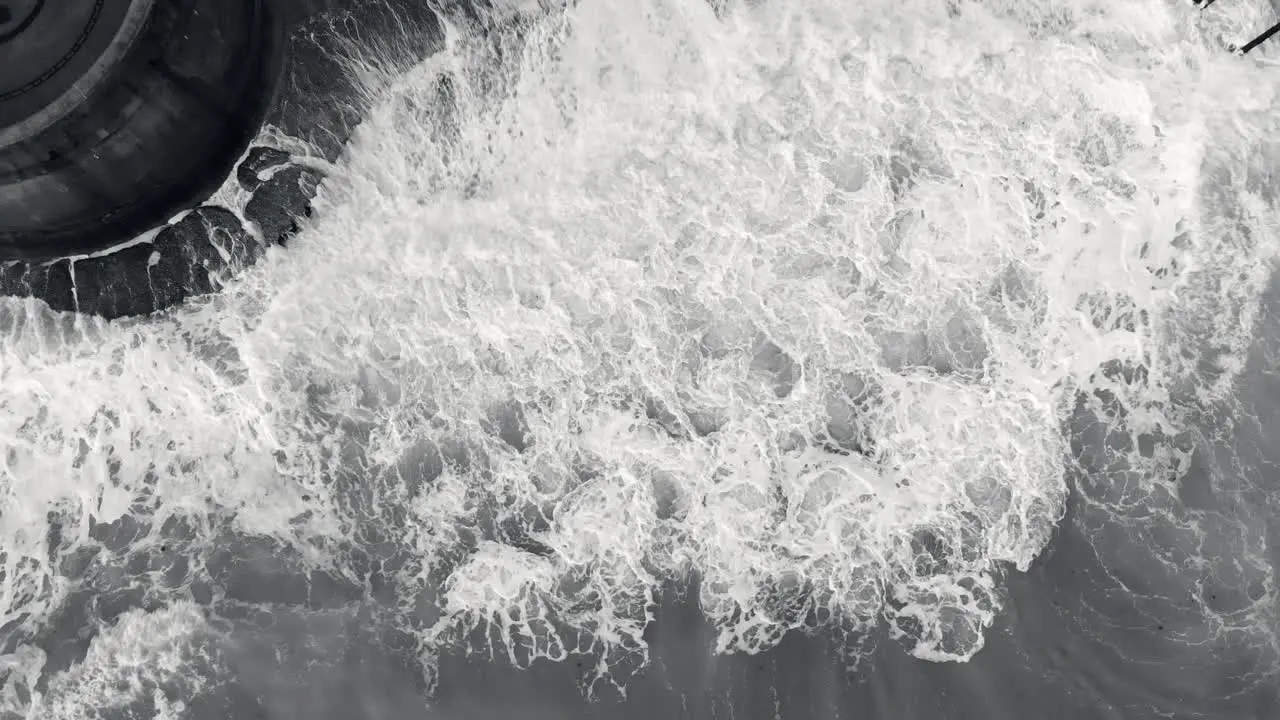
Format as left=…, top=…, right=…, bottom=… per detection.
left=0, top=0, right=286, bottom=261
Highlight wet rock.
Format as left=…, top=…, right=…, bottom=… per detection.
left=150, top=206, right=263, bottom=295
left=268, top=1, right=443, bottom=161
left=58, top=206, right=262, bottom=318
left=271, top=32, right=365, bottom=161
left=236, top=145, right=294, bottom=192
left=1, top=202, right=271, bottom=319
left=245, top=165, right=322, bottom=244
left=0, top=259, right=75, bottom=312
left=68, top=243, right=170, bottom=319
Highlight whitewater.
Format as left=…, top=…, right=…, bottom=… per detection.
left=2, top=0, right=1280, bottom=715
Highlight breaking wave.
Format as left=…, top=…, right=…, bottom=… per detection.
left=2, top=0, right=1280, bottom=713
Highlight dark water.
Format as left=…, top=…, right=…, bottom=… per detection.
left=186, top=287, right=1280, bottom=720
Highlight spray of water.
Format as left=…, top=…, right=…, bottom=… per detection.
left=2, top=0, right=1279, bottom=712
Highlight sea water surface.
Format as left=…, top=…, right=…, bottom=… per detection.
left=2, top=0, right=1280, bottom=717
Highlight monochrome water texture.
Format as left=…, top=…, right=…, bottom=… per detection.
left=2, top=0, right=1280, bottom=717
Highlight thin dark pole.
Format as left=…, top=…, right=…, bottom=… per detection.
left=1239, top=19, right=1280, bottom=54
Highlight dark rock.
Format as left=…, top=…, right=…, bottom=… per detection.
left=0, top=259, right=75, bottom=312
left=69, top=243, right=169, bottom=319
left=236, top=146, right=294, bottom=192
left=245, top=166, right=322, bottom=244
left=149, top=206, right=263, bottom=304
left=268, top=0, right=444, bottom=160
left=1, top=204, right=266, bottom=318
left=0, top=205, right=266, bottom=318
left=271, top=31, right=367, bottom=162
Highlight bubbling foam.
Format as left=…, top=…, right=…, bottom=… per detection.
left=2, top=0, right=1280, bottom=710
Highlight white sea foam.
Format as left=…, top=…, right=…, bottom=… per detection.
left=2, top=0, right=1280, bottom=712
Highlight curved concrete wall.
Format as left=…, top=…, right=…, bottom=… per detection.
left=0, top=0, right=287, bottom=261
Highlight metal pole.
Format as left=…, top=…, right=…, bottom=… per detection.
left=1239, top=19, right=1280, bottom=54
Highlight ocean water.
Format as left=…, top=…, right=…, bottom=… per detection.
left=2, top=0, right=1280, bottom=717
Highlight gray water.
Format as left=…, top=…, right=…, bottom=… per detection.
left=2, top=0, right=1280, bottom=718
